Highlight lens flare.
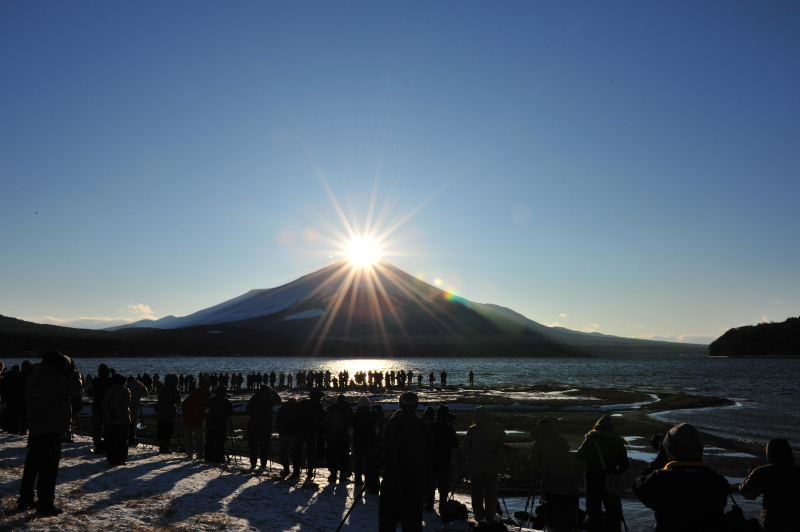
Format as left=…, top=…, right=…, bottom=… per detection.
left=346, top=238, right=380, bottom=268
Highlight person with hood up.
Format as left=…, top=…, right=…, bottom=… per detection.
left=352, top=396, right=377, bottom=486
left=576, top=414, right=629, bottom=532
left=324, top=394, right=354, bottom=482
left=17, top=350, right=82, bottom=516
left=246, top=385, right=282, bottom=470
left=378, top=391, right=433, bottom=532
left=126, top=376, right=146, bottom=447
left=182, top=385, right=210, bottom=460
left=155, top=373, right=182, bottom=454
left=102, top=374, right=131, bottom=466
left=205, top=385, right=234, bottom=463
left=529, top=419, right=580, bottom=530
left=632, top=423, right=729, bottom=532
left=425, top=404, right=459, bottom=515
left=290, top=387, right=327, bottom=481
left=464, top=405, right=506, bottom=524
left=739, top=438, right=800, bottom=531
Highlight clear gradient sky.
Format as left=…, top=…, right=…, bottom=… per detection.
left=2, top=2, right=799, bottom=344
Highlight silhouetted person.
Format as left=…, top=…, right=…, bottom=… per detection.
left=529, top=420, right=580, bottom=530
left=155, top=373, right=181, bottom=454
left=468, top=370, right=474, bottom=387
left=90, top=364, right=113, bottom=454
left=246, top=385, right=282, bottom=469
left=369, top=403, right=387, bottom=495
left=205, top=385, right=234, bottom=463
left=102, top=374, right=131, bottom=466
left=428, top=372, right=435, bottom=389
left=126, top=376, right=146, bottom=447
left=1, top=364, right=25, bottom=433
left=324, top=394, right=353, bottom=482
left=18, top=351, right=82, bottom=516
left=577, top=414, right=629, bottom=532
left=290, top=387, right=326, bottom=482
left=740, top=438, right=800, bottom=531
left=425, top=404, right=458, bottom=515
left=352, top=396, right=377, bottom=486
left=275, top=397, right=299, bottom=475
left=379, top=392, right=433, bottom=532
left=633, top=423, right=728, bottom=532
left=440, top=370, right=447, bottom=387
left=464, top=406, right=505, bottom=524
left=182, top=385, right=210, bottom=460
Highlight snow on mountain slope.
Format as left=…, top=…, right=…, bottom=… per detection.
left=119, top=259, right=450, bottom=330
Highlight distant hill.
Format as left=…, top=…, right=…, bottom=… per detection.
left=709, top=316, right=800, bottom=357
left=2, top=260, right=709, bottom=358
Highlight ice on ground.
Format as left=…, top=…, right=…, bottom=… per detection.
left=0, top=433, right=484, bottom=532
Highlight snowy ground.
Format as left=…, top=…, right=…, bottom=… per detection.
left=0, top=433, right=761, bottom=532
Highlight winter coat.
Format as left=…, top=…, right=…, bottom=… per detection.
left=102, top=383, right=131, bottom=426
left=740, top=463, right=800, bottom=531
left=381, top=409, right=433, bottom=485
left=155, top=386, right=182, bottom=423
left=529, top=423, right=579, bottom=496
left=464, top=409, right=506, bottom=475
left=275, top=399, right=299, bottom=436
left=0, top=368, right=25, bottom=404
left=247, top=388, right=282, bottom=441
left=127, top=379, right=146, bottom=421
left=324, top=398, right=353, bottom=443
left=426, top=420, right=458, bottom=469
left=352, top=406, right=377, bottom=449
left=294, top=399, right=326, bottom=435
left=91, top=376, right=113, bottom=413
left=25, top=362, right=82, bottom=435
left=181, top=389, right=208, bottom=427
left=206, top=394, right=234, bottom=430
left=576, top=427, right=629, bottom=477
left=632, top=461, right=729, bottom=532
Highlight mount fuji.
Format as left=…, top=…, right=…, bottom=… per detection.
left=94, top=259, right=705, bottom=357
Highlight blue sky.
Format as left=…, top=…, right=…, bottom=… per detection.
left=2, top=2, right=798, bottom=344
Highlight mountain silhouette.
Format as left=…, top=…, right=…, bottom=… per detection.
left=75, top=259, right=705, bottom=358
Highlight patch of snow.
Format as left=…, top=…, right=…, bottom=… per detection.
left=283, top=309, right=325, bottom=321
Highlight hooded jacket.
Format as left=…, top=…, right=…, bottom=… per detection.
left=102, top=382, right=131, bottom=426
left=25, top=362, right=82, bottom=435
left=576, top=425, right=629, bottom=476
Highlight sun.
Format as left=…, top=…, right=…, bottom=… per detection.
left=346, top=238, right=381, bottom=268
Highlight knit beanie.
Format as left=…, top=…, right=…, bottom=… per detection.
left=595, top=414, right=614, bottom=429
left=473, top=406, right=491, bottom=423
left=399, top=391, right=419, bottom=411
left=663, top=423, right=704, bottom=461
left=766, top=438, right=794, bottom=466
left=358, top=396, right=371, bottom=408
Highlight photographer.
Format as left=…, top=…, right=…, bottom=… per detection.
left=18, top=350, right=82, bottom=516
left=739, top=438, right=800, bottom=531
left=424, top=404, right=459, bottom=515
left=632, top=424, right=729, bottom=532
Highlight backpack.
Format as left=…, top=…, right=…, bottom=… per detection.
left=440, top=500, right=468, bottom=523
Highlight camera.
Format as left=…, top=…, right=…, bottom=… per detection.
left=650, top=433, right=665, bottom=451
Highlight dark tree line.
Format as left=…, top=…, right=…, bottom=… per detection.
left=709, top=316, right=800, bottom=357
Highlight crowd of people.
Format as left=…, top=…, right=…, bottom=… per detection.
left=2, top=355, right=799, bottom=531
